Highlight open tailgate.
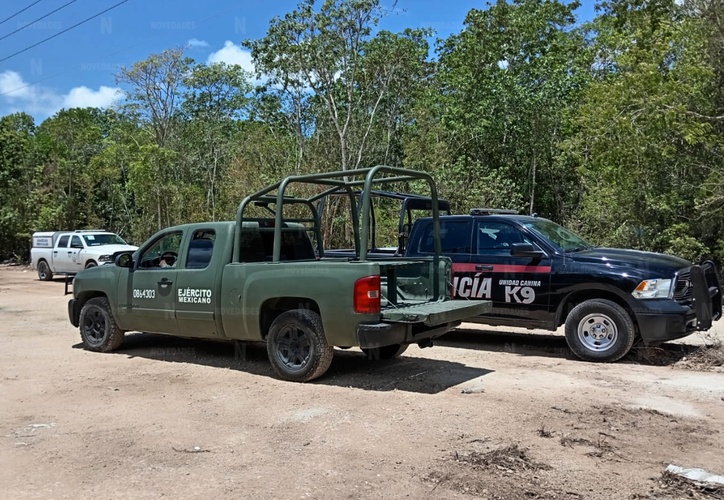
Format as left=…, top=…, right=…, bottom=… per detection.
left=381, top=300, right=490, bottom=327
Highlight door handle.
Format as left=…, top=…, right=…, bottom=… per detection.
left=158, top=279, right=173, bottom=287
left=475, top=265, right=494, bottom=271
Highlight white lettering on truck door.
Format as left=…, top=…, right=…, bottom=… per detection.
left=505, top=285, right=535, bottom=304
left=454, top=275, right=492, bottom=299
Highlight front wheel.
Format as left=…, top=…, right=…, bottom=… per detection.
left=79, top=297, right=125, bottom=352
left=564, top=299, right=635, bottom=362
left=362, top=344, right=408, bottom=360
left=37, top=260, right=53, bottom=281
left=85, top=260, right=97, bottom=269
left=266, top=309, right=334, bottom=382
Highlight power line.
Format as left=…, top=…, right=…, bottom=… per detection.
left=0, top=0, right=77, bottom=42
left=0, top=44, right=136, bottom=98
left=0, top=0, right=45, bottom=26
left=0, top=1, right=245, bottom=98
left=0, top=0, right=130, bottom=64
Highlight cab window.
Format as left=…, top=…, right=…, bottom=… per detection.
left=58, top=235, right=70, bottom=248
left=186, top=230, right=215, bottom=270
left=83, top=234, right=127, bottom=246
left=523, top=219, right=591, bottom=252
left=418, top=221, right=471, bottom=254
left=476, top=222, right=530, bottom=254
left=138, top=232, right=182, bottom=269
left=239, top=227, right=316, bottom=262
left=71, top=236, right=84, bottom=249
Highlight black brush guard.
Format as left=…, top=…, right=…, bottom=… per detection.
left=690, top=260, right=723, bottom=330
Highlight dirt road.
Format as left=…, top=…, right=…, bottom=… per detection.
left=2, top=267, right=723, bottom=499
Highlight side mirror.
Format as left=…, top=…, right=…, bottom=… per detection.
left=114, top=252, right=134, bottom=268
left=511, top=243, right=546, bottom=259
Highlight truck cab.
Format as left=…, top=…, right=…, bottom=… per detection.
left=406, top=209, right=722, bottom=362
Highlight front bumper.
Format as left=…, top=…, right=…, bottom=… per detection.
left=357, top=320, right=461, bottom=349
left=635, top=261, right=722, bottom=345
left=68, top=299, right=80, bottom=327
left=636, top=308, right=697, bottom=344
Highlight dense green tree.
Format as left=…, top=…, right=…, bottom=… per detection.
left=0, top=113, right=40, bottom=259
left=34, top=108, right=117, bottom=231
left=405, top=0, right=589, bottom=219
left=563, top=0, right=722, bottom=261
left=179, top=62, right=252, bottom=220
left=246, top=0, right=405, bottom=172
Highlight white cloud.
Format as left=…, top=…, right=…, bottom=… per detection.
left=0, top=71, right=26, bottom=97
left=0, top=70, right=61, bottom=114
left=0, top=70, right=123, bottom=117
left=63, top=86, right=122, bottom=108
left=187, top=38, right=209, bottom=48
left=207, top=40, right=256, bottom=74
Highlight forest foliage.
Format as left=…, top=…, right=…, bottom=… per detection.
left=2, top=0, right=724, bottom=263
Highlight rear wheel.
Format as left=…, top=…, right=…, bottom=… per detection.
left=564, top=299, right=635, bottom=362
left=37, top=260, right=53, bottom=281
left=362, top=344, right=408, bottom=360
left=79, top=297, right=125, bottom=352
left=266, top=309, right=334, bottom=382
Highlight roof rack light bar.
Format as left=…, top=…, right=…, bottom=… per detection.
left=469, top=208, right=518, bottom=216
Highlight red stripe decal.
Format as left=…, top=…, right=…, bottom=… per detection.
left=452, top=263, right=551, bottom=274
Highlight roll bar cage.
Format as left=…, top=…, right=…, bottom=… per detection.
left=233, top=166, right=443, bottom=265
left=317, top=190, right=451, bottom=253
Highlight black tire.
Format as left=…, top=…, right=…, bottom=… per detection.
left=79, top=297, right=125, bottom=352
left=362, top=344, right=409, bottom=360
left=564, top=299, right=635, bottom=362
left=85, top=260, right=97, bottom=269
left=266, top=309, right=334, bottom=382
left=37, top=260, right=53, bottom=281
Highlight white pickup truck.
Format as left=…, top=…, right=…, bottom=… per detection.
left=31, top=230, right=138, bottom=281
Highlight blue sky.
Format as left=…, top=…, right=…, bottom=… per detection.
left=0, top=0, right=597, bottom=121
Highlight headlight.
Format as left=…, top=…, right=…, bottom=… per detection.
left=98, top=255, right=112, bottom=262
left=632, top=278, right=674, bottom=299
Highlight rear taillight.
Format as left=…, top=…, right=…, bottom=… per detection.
left=354, top=275, right=381, bottom=314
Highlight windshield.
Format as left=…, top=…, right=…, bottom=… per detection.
left=523, top=219, right=592, bottom=252
left=82, top=234, right=128, bottom=246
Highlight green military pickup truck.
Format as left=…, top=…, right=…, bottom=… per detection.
left=67, top=167, right=489, bottom=382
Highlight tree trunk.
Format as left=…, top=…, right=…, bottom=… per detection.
left=211, top=152, right=218, bottom=221
left=157, top=191, right=162, bottom=231
left=529, top=152, right=536, bottom=216
left=340, top=134, right=348, bottom=172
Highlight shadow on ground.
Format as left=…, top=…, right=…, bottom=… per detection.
left=73, top=332, right=493, bottom=394
left=440, top=328, right=702, bottom=367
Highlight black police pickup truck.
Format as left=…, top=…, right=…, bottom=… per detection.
left=405, top=209, right=723, bottom=362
